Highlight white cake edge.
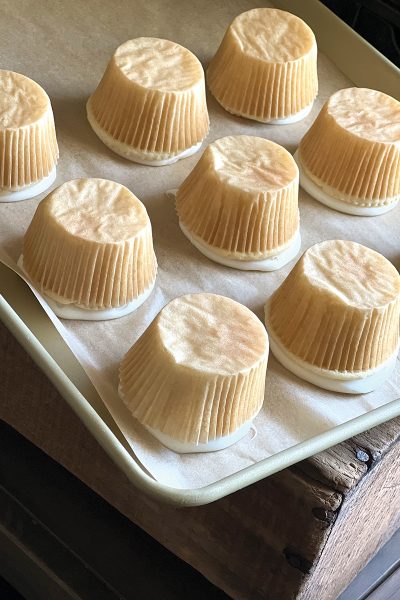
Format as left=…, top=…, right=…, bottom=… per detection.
left=267, top=325, right=399, bottom=394
left=119, top=382, right=256, bottom=453
left=0, top=167, right=57, bottom=203
left=268, top=102, right=314, bottom=125
left=87, top=102, right=203, bottom=166
left=294, top=149, right=399, bottom=216
left=179, top=221, right=301, bottom=271
left=18, top=255, right=155, bottom=321
left=145, top=420, right=254, bottom=453
left=219, top=101, right=314, bottom=125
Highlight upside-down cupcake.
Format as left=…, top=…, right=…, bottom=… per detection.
left=265, top=240, right=400, bottom=394
left=119, top=293, right=269, bottom=453
left=175, top=135, right=301, bottom=271
left=0, top=70, right=58, bottom=202
left=87, top=38, right=210, bottom=166
left=21, top=178, right=157, bottom=320
left=207, top=8, right=318, bottom=124
left=296, top=88, right=400, bottom=215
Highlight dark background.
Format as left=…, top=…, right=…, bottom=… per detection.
left=321, top=0, right=400, bottom=67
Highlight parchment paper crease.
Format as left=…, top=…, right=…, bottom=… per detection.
left=1, top=0, right=399, bottom=489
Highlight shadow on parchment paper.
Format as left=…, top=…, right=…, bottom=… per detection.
left=145, top=189, right=223, bottom=281
left=205, top=90, right=300, bottom=155
left=50, top=96, right=133, bottom=167
left=1, top=234, right=24, bottom=265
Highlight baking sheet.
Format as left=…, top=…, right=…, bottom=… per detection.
left=1, top=0, right=399, bottom=489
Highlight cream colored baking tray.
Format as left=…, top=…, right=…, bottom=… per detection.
left=1, top=0, right=400, bottom=506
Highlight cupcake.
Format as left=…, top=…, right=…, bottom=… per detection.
left=119, top=293, right=269, bottom=453
left=21, top=178, right=157, bottom=320
left=207, top=8, right=318, bottom=124
left=296, top=88, right=400, bottom=215
left=0, top=70, right=58, bottom=202
left=265, top=240, right=400, bottom=394
left=87, top=38, right=210, bottom=166
left=175, top=135, right=301, bottom=271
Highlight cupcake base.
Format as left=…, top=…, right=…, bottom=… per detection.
left=268, top=327, right=399, bottom=394
left=87, top=103, right=203, bottom=166
left=294, top=150, right=399, bottom=216
left=179, top=222, right=301, bottom=272
left=0, top=168, right=57, bottom=203
left=219, top=102, right=313, bottom=125
left=269, top=103, right=314, bottom=125
left=18, top=255, right=155, bottom=321
left=145, top=420, right=253, bottom=453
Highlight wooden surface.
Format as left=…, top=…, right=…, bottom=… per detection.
left=1, top=320, right=400, bottom=600
left=0, top=418, right=398, bottom=600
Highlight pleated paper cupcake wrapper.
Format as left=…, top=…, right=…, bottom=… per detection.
left=17, top=255, right=156, bottom=324
left=87, top=65, right=210, bottom=157
left=299, top=115, right=400, bottom=205
left=23, top=217, right=157, bottom=309
left=120, top=327, right=268, bottom=445
left=267, top=321, right=400, bottom=381
left=87, top=103, right=204, bottom=164
left=176, top=178, right=300, bottom=258
left=0, top=109, right=58, bottom=190
left=265, top=284, right=400, bottom=373
left=207, top=32, right=318, bottom=122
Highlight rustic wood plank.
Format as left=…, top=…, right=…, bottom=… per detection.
left=294, top=419, right=400, bottom=494
left=2, top=321, right=400, bottom=600
left=294, top=443, right=368, bottom=494
left=299, top=444, right=400, bottom=599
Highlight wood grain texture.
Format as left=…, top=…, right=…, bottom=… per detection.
left=299, top=440, right=400, bottom=599
left=1, top=321, right=400, bottom=600
left=295, top=418, right=400, bottom=493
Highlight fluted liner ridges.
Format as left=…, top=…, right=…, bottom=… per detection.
left=89, top=55, right=209, bottom=156
left=267, top=251, right=400, bottom=373
left=120, top=320, right=268, bottom=444
left=176, top=143, right=299, bottom=258
left=0, top=109, right=58, bottom=190
left=207, top=29, right=317, bottom=121
left=23, top=207, right=157, bottom=309
left=299, top=97, right=400, bottom=205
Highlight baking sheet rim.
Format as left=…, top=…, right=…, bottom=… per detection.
left=2, top=286, right=400, bottom=507
left=1, top=0, right=400, bottom=506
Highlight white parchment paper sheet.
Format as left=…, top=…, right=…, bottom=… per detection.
left=1, top=0, right=399, bottom=488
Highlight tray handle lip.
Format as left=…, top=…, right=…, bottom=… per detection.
left=2, top=293, right=400, bottom=508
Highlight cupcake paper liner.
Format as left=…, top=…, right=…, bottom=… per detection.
left=266, top=240, right=400, bottom=373
left=299, top=88, right=400, bottom=205
left=88, top=38, right=209, bottom=157
left=176, top=136, right=299, bottom=259
left=120, top=293, right=269, bottom=445
left=23, top=178, right=157, bottom=309
left=0, top=70, right=58, bottom=190
left=207, top=8, right=318, bottom=122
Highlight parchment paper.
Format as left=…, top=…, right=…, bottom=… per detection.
left=1, top=0, right=399, bottom=489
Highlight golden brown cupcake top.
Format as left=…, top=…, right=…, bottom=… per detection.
left=41, top=178, right=150, bottom=243
left=302, top=240, right=400, bottom=309
left=230, top=8, right=315, bottom=63
left=112, top=38, right=203, bottom=92
left=207, top=136, right=298, bottom=192
left=0, top=70, right=50, bottom=128
left=326, top=88, right=400, bottom=143
left=157, top=293, right=268, bottom=376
